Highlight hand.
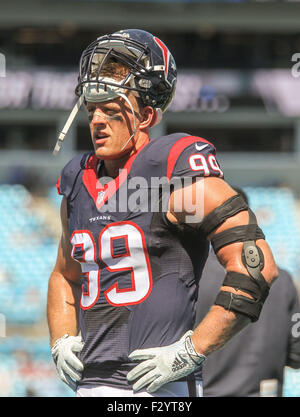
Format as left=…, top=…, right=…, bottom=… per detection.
left=127, top=331, right=206, bottom=393
left=51, top=334, right=84, bottom=391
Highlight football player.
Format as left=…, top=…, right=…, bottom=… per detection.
left=47, top=29, right=278, bottom=397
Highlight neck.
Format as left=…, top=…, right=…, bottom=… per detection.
left=103, top=132, right=149, bottom=178
left=103, top=155, right=130, bottom=178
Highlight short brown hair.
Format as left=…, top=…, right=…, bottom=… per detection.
left=91, top=58, right=129, bottom=81
left=91, top=58, right=143, bottom=110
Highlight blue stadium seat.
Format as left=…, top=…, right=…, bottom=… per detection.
left=0, top=185, right=59, bottom=324
left=48, top=186, right=62, bottom=210
left=244, top=186, right=300, bottom=282
left=0, top=337, right=73, bottom=397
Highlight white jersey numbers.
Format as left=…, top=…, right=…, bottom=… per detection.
left=71, top=222, right=153, bottom=309
left=188, top=153, right=224, bottom=177
left=71, top=230, right=100, bottom=310
left=100, top=223, right=152, bottom=306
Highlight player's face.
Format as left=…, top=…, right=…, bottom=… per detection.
left=86, top=95, right=141, bottom=160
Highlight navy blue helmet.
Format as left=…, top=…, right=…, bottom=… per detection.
left=75, top=29, right=177, bottom=113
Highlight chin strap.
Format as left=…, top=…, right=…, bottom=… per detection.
left=118, top=92, right=137, bottom=151
left=53, top=95, right=85, bottom=156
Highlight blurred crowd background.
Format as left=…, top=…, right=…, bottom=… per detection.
left=1, top=0, right=300, bottom=397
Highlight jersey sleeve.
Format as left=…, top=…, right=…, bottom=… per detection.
left=56, top=152, right=90, bottom=199
left=166, top=136, right=224, bottom=181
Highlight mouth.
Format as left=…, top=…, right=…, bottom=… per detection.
left=93, top=132, right=109, bottom=145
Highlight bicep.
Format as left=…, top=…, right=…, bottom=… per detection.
left=168, top=176, right=236, bottom=226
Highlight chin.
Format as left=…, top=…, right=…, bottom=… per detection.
left=94, top=147, right=123, bottom=160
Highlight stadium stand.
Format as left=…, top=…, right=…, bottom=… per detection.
left=0, top=337, right=72, bottom=397
left=0, top=185, right=59, bottom=324
left=244, top=186, right=300, bottom=285
left=0, top=185, right=72, bottom=396
left=283, top=367, right=300, bottom=397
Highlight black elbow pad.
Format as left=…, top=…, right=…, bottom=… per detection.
left=214, top=271, right=270, bottom=322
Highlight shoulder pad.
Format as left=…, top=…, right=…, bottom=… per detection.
left=165, top=135, right=223, bottom=181
left=56, top=152, right=91, bottom=200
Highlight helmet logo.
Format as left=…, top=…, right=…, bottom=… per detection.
left=153, top=37, right=170, bottom=77
left=117, top=30, right=130, bottom=38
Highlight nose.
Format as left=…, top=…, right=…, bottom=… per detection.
left=91, top=110, right=108, bottom=125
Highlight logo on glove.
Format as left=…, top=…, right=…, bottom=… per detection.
left=171, top=352, right=188, bottom=372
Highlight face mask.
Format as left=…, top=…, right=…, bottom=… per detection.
left=53, top=77, right=137, bottom=155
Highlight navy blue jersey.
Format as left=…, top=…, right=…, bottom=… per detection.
left=57, top=133, right=224, bottom=388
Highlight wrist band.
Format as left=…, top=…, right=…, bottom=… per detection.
left=185, top=335, right=206, bottom=365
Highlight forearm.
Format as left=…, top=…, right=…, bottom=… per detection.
left=191, top=305, right=250, bottom=356
left=47, top=271, right=81, bottom=347
left=191, top=241, right=276, bottom=356
left=191, top=204, right=278, bottom=356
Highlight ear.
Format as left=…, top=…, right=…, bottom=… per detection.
left=138, top=106, right=156, bottom=130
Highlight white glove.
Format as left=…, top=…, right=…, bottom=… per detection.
left=127, top=331, right=206, bottom=393
left=51, top=334, right=84, bottom=391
